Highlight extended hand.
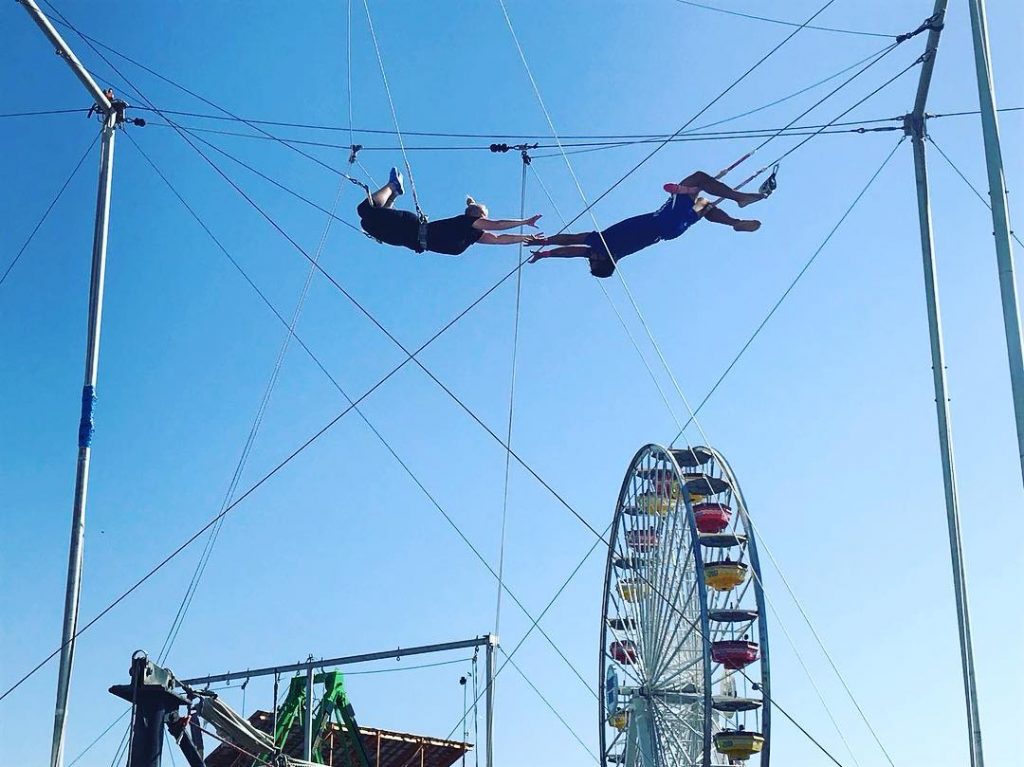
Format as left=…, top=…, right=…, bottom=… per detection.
left=528, top=249, right=549, bottom=263
left=525, top=214, right=543, bottom=228
left=523, top=233, right=545, bottom=246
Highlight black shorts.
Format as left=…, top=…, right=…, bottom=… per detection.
left=358, top=199, right=422, bottom=252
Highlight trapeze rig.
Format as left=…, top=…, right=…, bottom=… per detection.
left=109, top=635, right=497, bottom=767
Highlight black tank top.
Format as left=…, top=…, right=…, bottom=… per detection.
left=426, top=215, right=484, bottom=255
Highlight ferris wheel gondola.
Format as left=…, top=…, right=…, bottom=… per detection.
left=599, top=444, right=771, bottom=766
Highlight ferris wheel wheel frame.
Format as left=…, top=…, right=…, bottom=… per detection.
left=598, top=443, right=771, bottom=767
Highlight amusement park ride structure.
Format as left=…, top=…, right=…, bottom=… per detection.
left=108, top=636, right=496, bottom=767
left=13, top=0, right=1020, bottom=765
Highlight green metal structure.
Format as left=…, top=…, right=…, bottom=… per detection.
left=264, top=672, right=371, bottom=767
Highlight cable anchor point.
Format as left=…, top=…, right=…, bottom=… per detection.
left=348, top=144, right=363, bottom=164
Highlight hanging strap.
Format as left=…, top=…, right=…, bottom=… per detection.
left=416, top=212, right=429, bottom=253
left=758, top=164, right=780, bottom=198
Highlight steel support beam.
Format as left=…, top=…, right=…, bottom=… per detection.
left=966, top=0, right=1024, bottom=486
left=908, top=1, right=985, bottom=764
left=181, top=635, right=493, bottom=685
left=17, top=4, right=119, bottom=767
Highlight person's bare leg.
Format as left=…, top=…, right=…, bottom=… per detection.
left=703, top=205, right=761, bottom=232
left=666, top=171, right=763, bottom=208
left=540, top=232, right=591, bottom=246
left=529, top=245, right=591, bottom=263
left=369, top=183, right=395, bottom=208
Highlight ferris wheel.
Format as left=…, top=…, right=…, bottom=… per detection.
left=599, top=444, right=770, bottom=766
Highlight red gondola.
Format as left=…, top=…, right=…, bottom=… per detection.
left=711, top=640, right=759, bottom=670
left=610, top=640, right=638, bottom=664
left=693, top=502, right=732, bottom=534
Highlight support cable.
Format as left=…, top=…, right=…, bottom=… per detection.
left=927, top=134, right=1023, bottom=248
left=499, top=649, right=600, bottom=764
left=122, top=134, right=594, bottom=701
left=504, top=0, right=848, bottom=237
left=497, top=5, right=909, bottom=750
left=0, top=107, right=91, bottom=118
left=10, top=20, right=903, bottom=762
left=40, top=3, right=365, bottom=187
left=360, top=0, right=424, bottom=219
left=156, top=170, right=350, bottom=667
left=527, top=162, right=686, bottom=432
left=0, top=131, right=98, bottom=289
left=667, top=136, right=906, bottom=444
left=494, top=155, right=529, bottom=636
left=672, top=0, right=895, bottom=38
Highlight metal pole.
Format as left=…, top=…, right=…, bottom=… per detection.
left=181, top=635, right=492, bottom=685
left=17, top=5, right=119, bottom=767
left=485, top=635, right=496, bottom=767
left=907, top=3, right=985, bottom=764
left=303, top=666, right=314, bottom=762
left=908, top=118, right=986, bottom=767
left=966, top=0, right=1024, bottom=485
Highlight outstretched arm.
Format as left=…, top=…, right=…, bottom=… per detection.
left=477, top=232, right=545, bottom=246
left=528, top=245, right=591, bottom=263
left=473, top=214, right=543, bottom=231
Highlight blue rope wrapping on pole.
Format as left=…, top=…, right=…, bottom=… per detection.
left=77, top=385, right=96, bottom=448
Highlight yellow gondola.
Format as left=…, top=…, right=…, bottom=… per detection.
left=607, top=708, right=629, bottom=731
left=704, top=561, right=748, bottom=591
left=636, top=492, right=675, bottom=516
left=617, top=579, right=647, bottom=602
left=714, top=730, right=765, bottom=760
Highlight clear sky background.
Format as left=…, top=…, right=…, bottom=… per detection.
left=2, top=1, right=1022, bottom=766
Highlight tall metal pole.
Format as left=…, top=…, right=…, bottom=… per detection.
left=485, top=634, right=496, bottom=767
left=17, top=4, right=117, bottom=767
left=908, top=3, right=985, bottom=764
left=908, top=117, right=986, bottom=767
left=966, top=0, right=1024, bottom=484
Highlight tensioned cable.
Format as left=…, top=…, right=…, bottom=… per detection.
left=0, top=131, right=98, bottom=289
left=667, top=140, right=910, bottom=446
left=444, top=521, right=611, bottom=743
left=498, top=4, right=904, bottom=758
left=156, top=173, right=350, bottom=667
left=495, top=7, right=869, bottom=761
left=494, top=158, right=528, bottom=637
left=141, top=118, right=901, bottom=154
left=644, top=137, right=906, bottom=762
left=927, top=134, right=1023, bottom=248
left=0, top=107, right=91, bottom=118
left=18, top=14, right=893, bottom=757
left=673, top=0, right=894, bottom=38
left=122, top=132, right=595, bottom=704
left=516, top=0, right=848, bottom=238
left=65, top=708, right=129, bottom=767
left=166, top=125, right=364, bottom=235
left=527, top=161, right=686, bottom=432
left=494, top=0, right=896, bottom=449
left=501, top=648, right=600, bottom=763
left=359, top=0, right=423, bottom=217
left=41, top=7, right=359, bottom=184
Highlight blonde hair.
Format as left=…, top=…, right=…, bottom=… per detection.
left=465, top=196, right=488, bottom=218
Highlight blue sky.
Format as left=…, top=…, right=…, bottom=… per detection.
left=2, top=1, right=1021, bottom=766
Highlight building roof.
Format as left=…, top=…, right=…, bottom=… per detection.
left=204, top=710, right=472, bottom=767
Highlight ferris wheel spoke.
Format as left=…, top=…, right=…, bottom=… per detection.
left=651, top=701, right=702, bottom=765
left=649, top=580, right=699, bottom=682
